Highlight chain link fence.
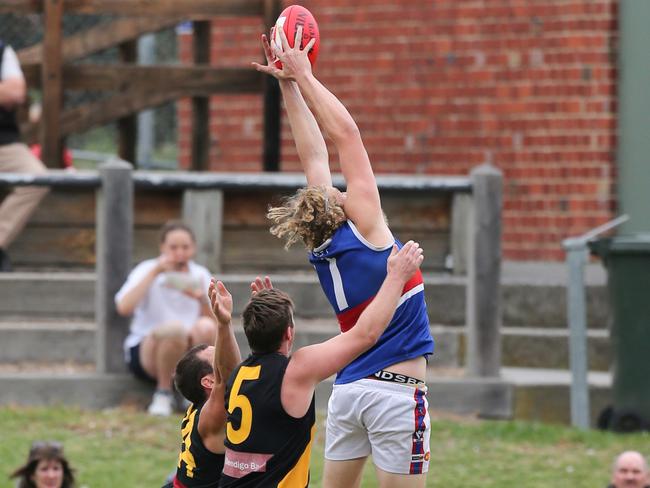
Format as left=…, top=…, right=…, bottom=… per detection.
left=1, top=13, right=180, bottom=169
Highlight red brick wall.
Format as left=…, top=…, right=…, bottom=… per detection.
left=178, top=1, right=618, bottom=261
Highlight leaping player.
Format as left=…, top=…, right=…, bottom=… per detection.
left=253, top=25, right=434, bottom=488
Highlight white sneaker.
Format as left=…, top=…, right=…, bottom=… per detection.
left=148, top=390, right=173, bottom=416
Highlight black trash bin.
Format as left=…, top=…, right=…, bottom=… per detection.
left=589, top=234, right=650, bottom=432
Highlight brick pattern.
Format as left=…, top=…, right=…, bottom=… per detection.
left=178, top=1, right=618, bottom=261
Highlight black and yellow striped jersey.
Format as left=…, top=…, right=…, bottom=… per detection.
left=220, top=352, right=316, bottom=487
left=175, top=404, right=225, bottom=488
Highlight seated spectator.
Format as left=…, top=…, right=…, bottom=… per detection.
left=608, top=451, right=650, bottom=488
left=115, top=220, right=217, bottom=416
left=10, top=441, right=75, bottom=488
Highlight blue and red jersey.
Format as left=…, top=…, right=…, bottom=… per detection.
left=309, top=220, right=434, bottom=384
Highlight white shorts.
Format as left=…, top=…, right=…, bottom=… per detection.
left=325, top=378, right=430, bottom=475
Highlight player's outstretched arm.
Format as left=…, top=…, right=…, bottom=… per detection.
left=280, top=79, right=331, bottom=187
left=208, top=279, right=241, bottom=388
left=199, top=279, right=241, bottom=442
left=282, top=241, right=424, bottom=416
left=254, top=33, right=331, bottom=187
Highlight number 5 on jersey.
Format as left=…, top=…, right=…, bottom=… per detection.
left=227, top=365, right=261, bottom=444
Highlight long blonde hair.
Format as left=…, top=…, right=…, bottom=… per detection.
left=267, top=186, right=346, bottom=250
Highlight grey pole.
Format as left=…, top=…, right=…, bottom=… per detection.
left=96, top=159, right=133, bottom=373
left=563, top=238, right=590, bottom=429
left=562, top=214, right=629, bottom=429
left=466, top=163, right=503, bottom=377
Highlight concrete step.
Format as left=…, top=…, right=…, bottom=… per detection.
left=500, top=326, right=610, bottom=371
left=0, top=371, right=153, bottom=409
left=0, top=318, right=459, bottom=366
left=0, top=320, right=95, bottom=363
left=502, top=366, right=611, bottom=387
left=427, top=366, right=612, bottom=425
left=0, top=270, right=609, bottom=328
left=0, top=320, right=611, bottom=371
left=0, top=364, right=612, bottom=426
left=0, top=272, right=96, bottom=319
left=427, top=326, right=611, bottom=371
left=0, top=364, right=511, bottom=419
left=502, top=367, right=612, bottom=426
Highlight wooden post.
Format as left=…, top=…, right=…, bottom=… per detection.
left=118, top=41, right=137, bottom=165
left=96, top=159, right=133, bottom=374
left=41, top=0, right=64, bottom=167
left=262, top=0, right=282, bottom=171
left=182, top=189, right=223, bottom=272
left=466, top=164, right=503, bottom=377
left=191, top=21, right=211, bottom=171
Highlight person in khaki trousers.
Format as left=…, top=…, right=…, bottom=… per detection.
left=0, top=40, right=48, bottom=271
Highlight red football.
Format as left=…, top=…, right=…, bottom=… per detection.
left=270, top=5, right=320, bottom=68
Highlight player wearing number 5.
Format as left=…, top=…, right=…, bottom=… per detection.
left=254, top=24, right=434, bottom=487
left=218, top=241, right=424, bottom=487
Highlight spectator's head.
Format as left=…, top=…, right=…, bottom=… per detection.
left=242, top=289, right=295, bottom=354
left=159, top=221, right=196, bottom=269
left=174, top=343, right=215, bottom=406
left=267, top=185, right=346, bottom=250
left=611, top=451, right=649, bottom=488
left=10, top=441, right=75, bottom=488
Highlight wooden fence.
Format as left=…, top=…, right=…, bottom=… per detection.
left=1, top=0, right=282, bottom=170
left=0, top=160, right=503, bottom=377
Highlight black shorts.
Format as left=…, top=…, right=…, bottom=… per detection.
left=127, top=343, right=157, bottom=384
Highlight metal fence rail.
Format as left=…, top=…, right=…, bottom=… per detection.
left=0, top=168, right=473, bottom=192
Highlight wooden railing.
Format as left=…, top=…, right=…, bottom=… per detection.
left=0, top=160, right=503, bottom=378
left=3, top=0, right=282, bottom=170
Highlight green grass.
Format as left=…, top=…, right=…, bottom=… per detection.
left=0, top=406, right=647, bottom=487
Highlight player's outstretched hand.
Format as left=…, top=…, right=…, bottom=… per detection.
left=251, top=33, right=280, bottom=78
left=251, top=275, right=273, bottom=295
left=387, top=241, right=424, bottom=282
left=252, top=25, right=315, bottom=81
left=209, top=278, right=233, bottom=325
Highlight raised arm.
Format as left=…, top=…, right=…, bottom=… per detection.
left=280, top=79, right=331, bottom=187
left=199, top=279, right=241, bottom=446
left=255, top=34, right=331, bottom=186
left=209, top=279, right=241, bottom=387
left=282, top=241, right=423, bottom=415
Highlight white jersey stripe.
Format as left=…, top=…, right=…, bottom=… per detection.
left=397, top=283, right=424, bottom=308
left=347, top=220, right=394, bottom=251
left=327, top=257, right=349, bottom=310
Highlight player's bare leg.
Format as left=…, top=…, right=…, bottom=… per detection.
left=375, top=468, right=427, bottom=488
left=322, top=458, right=367, bottom=488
